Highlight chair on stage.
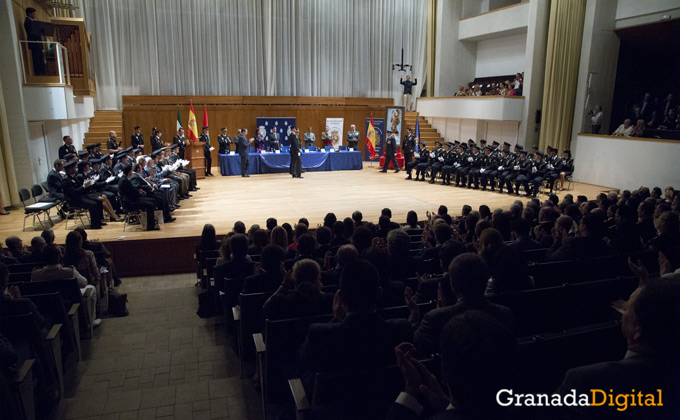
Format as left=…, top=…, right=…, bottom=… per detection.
left=324, top=146, right=333, bottom=152
left=19, top=188, right=57, bottom=231
left=338, top=145, right=348, bottom=151
left=307, top=146, right=317, bottom=152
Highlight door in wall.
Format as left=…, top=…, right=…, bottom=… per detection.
left=27, top=122, right=50, bottom=185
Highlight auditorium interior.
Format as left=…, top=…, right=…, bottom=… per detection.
left=0, top=0, right=679, bottom=419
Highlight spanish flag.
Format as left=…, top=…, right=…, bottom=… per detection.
left=187, top=101, right=199, bottom=142
left=366, top=115, right=378, bottom=160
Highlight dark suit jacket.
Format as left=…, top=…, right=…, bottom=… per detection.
left=130, top=133, right=144, bottom=148
left=545, top=234, right=609, bottom=262
left=235, top=134, right=250, bottom=157
left=118, top=176, right=143, bottom=208
left=47, top=169, right=64, bottom=199
left=299, top=311, right=413, bottom=374
left=214, top=257, right=254, bottom=286
left=242, top=270, right=282, bottom=295
left=290, top=134, right=301, bottom=155
left=557, top=352, right=680, bottom=419
left=262, top=290, right=333, bottom=321
left=414, top=298, right=513, bottom=356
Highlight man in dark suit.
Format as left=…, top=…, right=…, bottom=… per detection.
left=235, top=128, right=253, bottom=177
left=118, top=164, right=158, bottom=231
left=410, top=253, right=513, bottom=356
left=387, top=311, right=519, bottom=420
left=198, top=126, right=213, bottom=176
left=173, top=128, right=187, bottom=159
left=299, top=259, right=413, bottom=374
left=289, top=126, right=303, bottom=178
left=58, top=135, right=76, bottom=159
left=268, top=127, right=280, bottom=151
left=62, top=160, right=104, bottom=229
left=24, top=7, right=46, bottom=76
left=130, top=126, right=144, bottom=150
left=556, top=276, right=680, bottom=419
left=381, top=130, right=400, bottom=173
left=46, top=159, right=65, bottom=201
left=545, top=213, right=609, bottom=262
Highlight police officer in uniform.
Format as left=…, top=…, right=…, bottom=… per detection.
left=346, top=125, right=359, bottom=150
left=169, top=144, right=198, bottom=191
left=402, top=127, right=415, bottom=165
left=303, top=127, right=316, bottom=148
left=321, top=126, right=333, bottom=148
left=199, top=126, right=213, bottom=176
left=218, top=127, right=232, bottom=154
left=289, top=126, right=303, bottom=178
left=465, top=144, right=484, bottom=189
left=107, top=131, right=121, bottom=154
left=528, top=151, right=548, bottom=197
left=496, top=149, right=514, bottom=194
left=513, top=149, right=532, bottom=195
left=381, top=130, right=400, bottom=173
left=58, top=135, right=77, bottom=160
left=131, top=126, right=144, bottom=150
left=440, top=142, right=457, bottom=185
left=455, top=144, right=472, bottom=187
left=429, top=141, right=448, bottom=183
left=480, top=146, right=499, bottom=191
left=62, top=160, right=104, bottom=229
left=406, top=141, right=428, bottom=180
left=417, top=142, right=439, bottom=181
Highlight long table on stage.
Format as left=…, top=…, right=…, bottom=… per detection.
left=218, top=150, right=363, bottom=175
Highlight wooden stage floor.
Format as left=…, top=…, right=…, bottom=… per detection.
left=3, top=167, right=614, bottom=244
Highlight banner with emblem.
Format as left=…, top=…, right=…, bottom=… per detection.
left=256, top=117, right=296, bottom=147
left=365, top=118, right=385, bottom=161
left=325, top=118, right=344, bottom=147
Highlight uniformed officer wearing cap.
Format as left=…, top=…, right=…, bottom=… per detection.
left=159, top=147, right=191, bottom=196
left=406, top=141, right=428, bottom=180
left=380, top=130, right=400, bottom=173
left=555, top=149, right=574, bottom=191
left=440, top=142, right=457, bottom=185
left=429, top=141, right=448, bottom=183
left=479, top=146, right=499, bottom=191
left=77, top=159, right=121, bottom=220
left=420, top=141, right=442, bottom=182
left=86, top=144, right=97, bottom=161
left=497, top=148, right=515, bottom=194
left=118, top=163, right=159, bottom=231
left=98, top=154, right=118, bottom=192
left=512, top=149, right=532, bottom=195
left=218, top=128, right=232, bottom=155
left=526, top=151, right=548, bottom=196
left=402, top=128, right=416, bottom=165
left=150, top=128, right=164, bottom=153
left=544, top=146, right=562, bottom=193
left=465, top=144, right=485, bottom=189
left=58, top=135, right=77, bottom=160
left=131, top=126, right=144, bottom=150
left=173, top=128, right=188, bottom=159
left=199, top=126, right=213, bottom=176
left=454, top=143, right=469, bottom=187
left=113, top=152, right=130, bottom=175
left=61, top=160, right=105, bottom=229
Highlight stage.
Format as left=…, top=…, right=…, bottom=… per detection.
left=2, top=167, right=613, bottom=276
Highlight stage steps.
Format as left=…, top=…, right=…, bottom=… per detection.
left=403, top=111, right=445, bottom=146
left=83, top=110, right=124, bottom=149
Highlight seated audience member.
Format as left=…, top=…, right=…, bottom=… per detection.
left=242, top=245, right=285, bottom=295
left=388, top=311, right=519, bottom=420
left=546, top=213, right=609, bottom=262
left=63, top=231, right=101, bottom=288
left=73, top=227, right=122, bottom=287
left=608, top=204, right=643, bottom=254
left=232, top=221, right=246, bottom=234
left=261, top=259, right=332, bottom=321
left=351, top=210, right=364, bottom=228
left=1, top=263, right=46, bottom=329
left=313, top=226, right=332, bottom=260
left=351, top=225, right=374, bottom=257
left=421, top=222, right=452, bottom=261
left=330, top=221, right=349, bottom=247
left=478, top=228, right=506, bottom=267
left=649, top=211, right=680, bottom=271
left=612, top=118, right=634, bottom=136
left=486, top=246, right=533, bottom=295
left=286, top=223, right=309, bottom=258
left=281, top=223, right=294, bottom=245
left=31, top=245, right=100, bottom=327
left=248, top=229, right=268, bottom=257
left=197, top=223, right=219, bottom=254
left=323, top=212, right=337, bottom=229
left=556, top=274, right=680, bottom=419
left=410, top=253, right=513, bottom=356
left=19, top=236, right=47, bottom=264
left=215, top=232, right=235, bottom=266
left=299, top=259, right=413, bottom=374
left=342, top=217, right=355, bottom=240
left=265, top=217, right=277, bottom=232
left=321, top=244, right=359, bottom=286
left=376, top=215, right=395, bottom=238
left=284, top=233, right=321, bottom=270
left=214, top=234, right=255, bottom=290
left=413, top=239, right=467, bottom=304
left=510, top=217, right=542, bottom=251
left=631, top=118, right=646, bottom=137
left=403, top=210, right=421, bottom=231
left=41, top=229, right=56, bottom=246
left=4, top=236, right=28, bottom=260
left=269, top=226, right=289, bottom=251
left=382, top=207, right=401, bottom=230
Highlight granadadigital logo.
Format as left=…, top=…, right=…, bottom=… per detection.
left=496, top=389, right=664, bottom=411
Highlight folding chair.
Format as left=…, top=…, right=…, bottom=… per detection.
left=19, top=188, right=56, bottom=231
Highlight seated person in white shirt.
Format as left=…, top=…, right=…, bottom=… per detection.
left=611, top=118, right=634, bottom=137
left=31, top=245, right=101, bottom=327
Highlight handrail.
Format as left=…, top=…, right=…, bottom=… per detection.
left=19, top=40, right=70, bottom=86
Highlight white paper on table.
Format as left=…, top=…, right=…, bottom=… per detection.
left=209, top=147, right=215, bottom=151
left=329, top=149, right=335, bottom=153
left=349, top=148, right=354, bottom=152
left=275, top=150, right=280, bottom=154
left=229, top=151, right=235, bottom=155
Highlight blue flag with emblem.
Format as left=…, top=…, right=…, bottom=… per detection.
left=414, top=117, right=420, bottom=152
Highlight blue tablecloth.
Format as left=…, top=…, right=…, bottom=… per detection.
left=219, top=151, right=362, bottom=176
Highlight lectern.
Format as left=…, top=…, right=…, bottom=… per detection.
left=186, top=141, right=206, bottom=179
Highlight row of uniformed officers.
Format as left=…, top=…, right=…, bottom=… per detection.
left=402, top=138, right=574, bottom=197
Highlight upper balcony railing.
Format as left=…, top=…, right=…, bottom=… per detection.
left=20, top=40, right=70, bottom=86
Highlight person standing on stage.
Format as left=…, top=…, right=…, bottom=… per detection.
left=218, top=127, right=232, bottom=154
left=402, top=127, right=415, bottom=164
left=289, top=126, right=303, bottom=178
left=303, top=126, right=316, bottom=148
left=400, top=74, right=418, bottom=111
left=321, top=126, right=333, bottom=148
left=199, top=126, right=213, bottom=176
left=150, top=128, right=164, bottom=152
left=173, top=128, right=188, bottom=159
left=131, top=126, right=144, bottom=150
left=381, top=130, right=400, bottom=173
left=346, top=125, right=359, bottom=150
left=236, top=128, right=253, bottom=177
left=268, top=127, right=280, bottom=151
left=58, top=135, right=77, bottom=160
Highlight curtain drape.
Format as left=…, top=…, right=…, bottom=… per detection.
left=0, top=77, right=20, bottom=206
left=83, top=0, right=429, bottom=110
left=539, top=0, right=586, bottom=152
